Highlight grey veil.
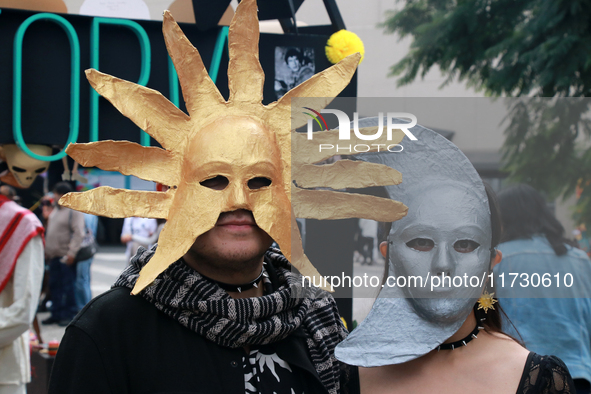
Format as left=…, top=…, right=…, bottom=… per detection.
left=335, top=117, right=491, bottom=367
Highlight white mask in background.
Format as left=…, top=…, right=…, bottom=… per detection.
left=0, top=144, right=51, bottom=188
left=336, top=118, right=492, bottom=367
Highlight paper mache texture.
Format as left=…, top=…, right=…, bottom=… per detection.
left=60, top=0, right=407, bottom=294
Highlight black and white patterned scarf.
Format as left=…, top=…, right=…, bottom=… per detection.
left=114, top=247, right=348, bottom=394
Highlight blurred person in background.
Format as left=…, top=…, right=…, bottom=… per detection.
left=128, top=218, right=165, bottom=249
left=0, top=185, right=22, bottom=206
left=495, top=184, right=591, bottom=394
left=120, top=217, right=157, bottom=263
left=37, top=194, right=55, bottom=313
left=40, top=193, right=54, bottom=226
left=42, top=182, right=84, bottom=327
left=0, top=185, right=44, bottom=393
left=0, top=185, right=17, bottom=200
left=75, top=213, right=98, bottom=311
left=124, top=184, right=168, bottom=250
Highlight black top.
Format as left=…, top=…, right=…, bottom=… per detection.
left=48, top=287, right=359, bottom=394
left=517, top=352, right=575, bottom=394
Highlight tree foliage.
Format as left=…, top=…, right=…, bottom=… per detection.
left=502, top=99, right=591, bottom=197
left=383, top=0, right=591, bottom=226
left=384, top=0, right=591, bottom=96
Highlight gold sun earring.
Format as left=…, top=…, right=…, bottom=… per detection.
left=477, top=291, right=497, bottom=313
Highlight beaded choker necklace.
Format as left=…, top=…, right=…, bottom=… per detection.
left=180, top=258, right=268, bottom=293
left=437, top=318, right=485, bottom=351
left=204, top=267, right=267, bottom=293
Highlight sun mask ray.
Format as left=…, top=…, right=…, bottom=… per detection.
left=66, top=141, right=180, bottom=186
left=131, top=187, right=222, bottom=294
left=162, top=11, right=226, bottom=116
left=292, top=186, right=408, bottom=222
left=294, top=161, right=402, bottom=189
left=289, top=208, right=332, bottom=291
left=60, top=187, right=174, bottom=218
left=86, top=69, right=191, bottom=151
left=251, top=190, right=292, bottom=260
left=227, top=0, right=264, bottom=104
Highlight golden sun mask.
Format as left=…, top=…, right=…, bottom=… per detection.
left=60, top=0, right=407, bottom=294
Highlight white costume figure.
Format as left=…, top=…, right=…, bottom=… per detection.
left=120, top=217, right=158, bottom=263
left=0, top=195, right=44, bottom=394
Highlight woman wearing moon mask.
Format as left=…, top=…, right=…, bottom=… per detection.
left=335, top=119, right=574, bottom=393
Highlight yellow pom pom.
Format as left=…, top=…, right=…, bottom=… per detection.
left=325, top=30, right=365, bottom=64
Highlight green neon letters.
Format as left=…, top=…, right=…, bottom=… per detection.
left=10, top=13, right=228, bottom=162
left=209, top=26, right=228, bottom=84
left=13, top=13, right=80, bottom=161
left=90, top=18, right=151, bottom=145
left=168, top=56, right=180, bottom=108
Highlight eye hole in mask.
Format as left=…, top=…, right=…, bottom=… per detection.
left=247, top=177, right=271, bottom=190
left=406, top=238, right=434, bottom=252
left=406, top=238, right=480, bottom=253
left=200, top=175, right=229, bottom=190
left=35, top=167, right=47, bottom=174
left=453, top=240, right=480, bottom=253
left=11, top=166, right=27, bottom=173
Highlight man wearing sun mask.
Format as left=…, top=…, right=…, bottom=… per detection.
left=47, top=0, right=369, bottom=392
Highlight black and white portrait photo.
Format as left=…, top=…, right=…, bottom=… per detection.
left=274, top=46, right=315, bottom=99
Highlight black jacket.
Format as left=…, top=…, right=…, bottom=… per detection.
left=48, top=286, right=359, bottom=394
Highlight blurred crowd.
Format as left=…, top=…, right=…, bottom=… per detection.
left=1, top=182, right=162, bottom=340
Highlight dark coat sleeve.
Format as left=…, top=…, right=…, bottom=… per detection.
left=48, top=326, right=113, bottom=394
